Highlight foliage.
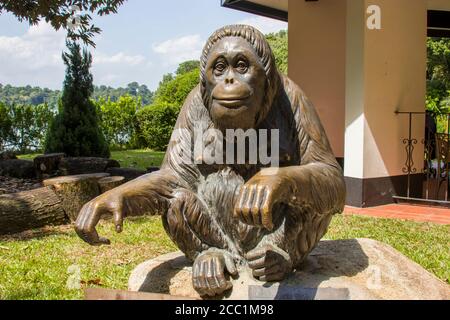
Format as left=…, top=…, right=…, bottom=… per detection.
left=45, top=41, right=109, bottom=157
left=0, top=82, right=153, bottom=110
left=96, top=95, right=139, bottom=149
left=0, top=0, right=125, bottom=47
left=0, top=102, right=53, bottom=153
left=8, top=103, right=54, bottom=153
left=134, top=103, right=179, bottom=151
left=93, top=82, right=153, bottom=106
left=0, top=84, right=61, bottom=109
left=426, top=38, right=450, bottom=115
left=0, top=102, right=12, bottom=150
left=176, top=60, right=200, bottom=75
left=0, top=214, right=447, bottom=299
left=153, top=68, right=199, bottom=106
left=266, top=30, right=288, bottom=74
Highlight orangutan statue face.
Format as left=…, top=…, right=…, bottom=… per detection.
left=204, top=36, right=268, bottom=130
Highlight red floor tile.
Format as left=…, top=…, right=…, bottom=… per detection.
left=344, top=204, right=450, bottom=225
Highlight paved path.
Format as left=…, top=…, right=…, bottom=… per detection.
left=344, top=204, right=450, bottom=225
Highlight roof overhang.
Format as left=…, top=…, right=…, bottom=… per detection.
left=221, top=0, right=450, bottom=38
left=221, top=0, right=288, bottom=22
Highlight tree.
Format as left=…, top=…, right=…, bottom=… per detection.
left=176, top=60, right=200, bottom=75
left=0, top=102, right=12, bottom=150
left=45, top=41, right=109, bottom=157
left=0, top=0, right=125, bottom=47
left=9, top=103, right=54, bottom=153
left=97, top=95, right=138, bottom=149
left=153, top=68, right=200, bottom=106
left=266, top=30, right=288, bottom=74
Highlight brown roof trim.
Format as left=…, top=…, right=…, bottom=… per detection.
left=221, top=0, right=288, bottom=22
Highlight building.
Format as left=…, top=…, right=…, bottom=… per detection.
left=222, top=0, right=450, bottom=207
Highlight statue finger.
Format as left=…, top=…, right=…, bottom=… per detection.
left=233, top=186, right=248, bottom=220
left=192, top=261, right=207, bottom=295
left=204, top=259, right=220, bottom=296
left=245, top=246, right=266, bottom=261
left=247, top=256, right=266, bottom=270
left=75, top=201, right=98, bottom=230
left=260, top=190, right=275, bottom=231
left=251, top=186, right=266, bottom=226
left=260, top=272, right=285, bottom=282
left=252, top=264, right=281, bottom=278
left=112, top=203, right=124, bottom=233
left=242, top=184, right=256, bottom=225
left=223, top=253, right=238, bottom=276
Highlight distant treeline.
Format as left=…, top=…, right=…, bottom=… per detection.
left=0, top=82, right=154, bottom=109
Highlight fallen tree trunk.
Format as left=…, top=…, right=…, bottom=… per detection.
left=0, top=187, right=68, bottom=234
left=59, top=157, right=120, bottom=175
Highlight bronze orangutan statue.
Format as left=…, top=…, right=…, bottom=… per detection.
left=75, top=25, right=346, bottom=297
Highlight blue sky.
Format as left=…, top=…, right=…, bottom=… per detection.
left=0, top=0, right=287, bottom=90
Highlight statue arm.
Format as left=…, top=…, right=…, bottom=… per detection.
left=234, top=78, right=345, bottom=231
left=280, top=82, right=346, bottom=215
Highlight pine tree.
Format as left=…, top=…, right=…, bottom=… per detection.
left=45, top=41, right=109, bottom=158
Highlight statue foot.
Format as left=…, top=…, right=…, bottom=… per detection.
left=246, top=244, right=293, bottom=282
left=192, top=248, right=238, bottom=297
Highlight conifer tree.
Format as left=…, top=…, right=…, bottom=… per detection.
left=45, top=41, right=109, bottom=157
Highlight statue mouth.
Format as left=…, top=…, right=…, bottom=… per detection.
left=214, top=96, right=249, bottom=108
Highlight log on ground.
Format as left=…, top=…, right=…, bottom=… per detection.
left=0, top=187, right=68, bottom=235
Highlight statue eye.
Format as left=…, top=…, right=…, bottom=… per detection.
left=214, top=61, right=227, bottom=74
left=236, top=60, right=249, bottom=73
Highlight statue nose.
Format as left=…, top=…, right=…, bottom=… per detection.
left=225, top=77, right=234, bottom=84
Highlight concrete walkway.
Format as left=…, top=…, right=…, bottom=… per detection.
left=344, top=204, right=450, bottom=225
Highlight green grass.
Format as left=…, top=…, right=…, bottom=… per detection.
left=110, top=149, right=165, bottom=170
left=0, top=214, right=448, bottom=300
left=18, top=149, right=166, bottom=170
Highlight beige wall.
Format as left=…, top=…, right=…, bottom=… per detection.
left=288, top=0, right=346, bottom=158
left=344, top=0, right=427, bottom=179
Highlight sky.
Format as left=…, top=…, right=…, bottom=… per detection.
left=0, top=0, right=287, bottom=91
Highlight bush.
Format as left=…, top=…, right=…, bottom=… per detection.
left=0, top=102, right=53, bottom=153
left=134, top=103, right=179, bottom=151
left=0, top=102, right=12, bottom=150
left=96, top=95, right=138, bottom=149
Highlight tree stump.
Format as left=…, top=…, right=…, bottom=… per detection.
left=0, top=187, right=68, bottom=235
left=98, top=176, right=125, bottom=193
left=43, top=173, right=110, bottom=221
left=58, top=157, right=120, bottom=176
left=0, top=159, right=35, bottom=179
left=34, top=153, right=66, bottom=179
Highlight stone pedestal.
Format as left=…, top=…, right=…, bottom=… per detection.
left=128, top=239, right=450, bottom=300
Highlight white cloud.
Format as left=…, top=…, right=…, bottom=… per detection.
left=236, top=16, right=287, bottom=34
left=94, top=52, right=146, bottom=66
left=152, top=34, right=204, bottom=66
left=0, top=22, right=152, bottom=89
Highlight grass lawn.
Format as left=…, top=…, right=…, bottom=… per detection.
left=0, top=214, right=448, bottom=300
left=18, top=149, right=166, bottom=170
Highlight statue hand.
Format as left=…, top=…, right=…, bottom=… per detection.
left=192, top=249, right=238, bottom=297
left=75, top=191, right=125, bottom=246
left=246, top=244, right=292, bottom=282
left=234, top=169, right=291, bottom=231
